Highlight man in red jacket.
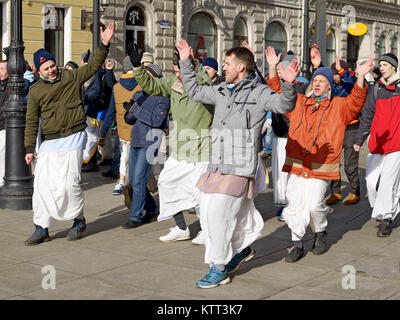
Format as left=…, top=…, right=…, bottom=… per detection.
left=281, top=59, right=374, bottom=263
left=354, top=53, right=400, bottom=238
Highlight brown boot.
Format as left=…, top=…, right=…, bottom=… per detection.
left=325, top=193, right=342, bottom=205
left=343, top=193, right=360, bottom=205
left=122, top=184, right=133, bottom=209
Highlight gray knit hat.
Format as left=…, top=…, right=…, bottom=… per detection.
left=379, top=52, right=398, bottom=69
left=145, top=64, right=163, bottom=78
left=141, top=52, right=154, bottom=65
left=122, top=56, right=133, bottom=73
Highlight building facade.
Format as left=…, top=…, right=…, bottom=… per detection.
left=101, top=0, right=400, bottom=76
left=1, top=0, right=94, bottom=66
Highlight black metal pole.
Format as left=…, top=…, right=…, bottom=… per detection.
left=0, top=0, right=33, bottom=210
left=93, top=0, right=100, bottom=51
left=301, top=0, right=310, bottom=79
left=315, top=0, right=327, bottom=65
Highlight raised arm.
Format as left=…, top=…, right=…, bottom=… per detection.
left=176, top=39, right=217, bottom=105
left=24, top=93, right=40, bottom=159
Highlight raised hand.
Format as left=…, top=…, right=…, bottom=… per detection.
left=335, top=54, right=342, bottom=71
left=129, top=43, right=143, bottom=67
left=265, top=46, right=281, bottom=67
left=355, top=57, right=375, bottom=78
left=310, top=44, right=322, bottom=68
left=176, top=39, right=192, bottom=61
left=100, top=22, right=115, bottom=46
left=279, top=59, right=300, bottom=83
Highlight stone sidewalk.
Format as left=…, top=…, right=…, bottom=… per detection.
left=0, top=147, right=399, bottom=300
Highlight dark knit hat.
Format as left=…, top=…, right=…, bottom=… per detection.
left=65, top=61, right=79, bottom=69
left=122, top=56, right=133, bottom=73
left=379, top=52, right=398, bottom=69
left=311, top=67, right=334, bottom=94
left=33, top=48, right=56, bottom=71
left=145, top=64, right=163, bottom=78
left=202, top=57, right=218, bottom=71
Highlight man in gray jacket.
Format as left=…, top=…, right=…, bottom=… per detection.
left=176, top=39, right=299, bottom=288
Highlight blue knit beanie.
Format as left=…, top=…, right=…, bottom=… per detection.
left=34, top=48, right=56, bottom=71
left=311, top=67, right=334, bottom=93
left=202, top=57, right=218, bottom=71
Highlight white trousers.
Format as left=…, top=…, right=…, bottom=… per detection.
left=82, top=119, right=98, bottom=163
left=119, top=139, right=130, bottom=180
left=271, top=137, right=288, bottom=206
left=33, top=149, right=84, bottom=228
left=283, top=174, right=330, bottom=241
left=200, top=190, right=264, bottom=265
left=0, top=129, right=5, bottom=187
left=365, top=152, right=400, bottom=220
left=157, top=157, right=208, bottom=221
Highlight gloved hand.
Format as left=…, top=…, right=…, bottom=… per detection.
left=129, top=43, right=143, bottom=68
left=123, top=99, right=139, bottom=115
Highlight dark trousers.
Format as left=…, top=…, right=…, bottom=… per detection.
left=331, top=123, right=360, bottom=196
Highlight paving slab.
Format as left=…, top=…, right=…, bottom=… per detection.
left=266, top=286, right=359, bottom=300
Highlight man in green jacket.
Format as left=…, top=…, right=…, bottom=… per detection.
left=24, top=22, right=115, bottom=246
left=128, top=45, right=213, bottom=244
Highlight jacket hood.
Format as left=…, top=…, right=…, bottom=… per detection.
left=120, top=73, right=138, bottom=91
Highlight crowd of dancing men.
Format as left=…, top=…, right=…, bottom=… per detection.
left=0, top=22, right=399, bottom=288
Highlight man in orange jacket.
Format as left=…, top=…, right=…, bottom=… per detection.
left=273, top=58, right=374, bottom=263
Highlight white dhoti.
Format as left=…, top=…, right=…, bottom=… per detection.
left=365, top=151, right=400, bottom=220
left=82, top=118, right=98, bottom=163
left=119, top=139, right=130, bottom=181
left=271, top=136, right=288, bottom=206
left=199, top=190, right=264, bottom=265
left=157, top=157, right=208, bottom=221
left=33, top=131, right=87, bottom=228
left=0, top=129, right=5, bottom=187
left=282, top=174, right=330, bottom=241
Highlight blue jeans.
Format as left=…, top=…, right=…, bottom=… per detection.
left=262, top=126, right=273, bottom=155
left=128, top=146, right=158, bottom=222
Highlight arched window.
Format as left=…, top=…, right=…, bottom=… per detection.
left=125, top=6, right=146, bottom=53
left=326, top=29, right=336, bottom=66
left=378, top=35, right=386, bottom=57
left=391, top=36, right=398, bottom=56
left=233, top=18, right=248, bottom=47
left=265, top=22, right=287, bottom=56
left=188, top=13, right=217, bottom=62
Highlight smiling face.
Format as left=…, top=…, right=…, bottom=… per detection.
left=39, top=60, right=58, bottom=80
left=379, top=61, right=396, bottom=81
left=312, top=74, right=330, bottom=97
left=222, top=55, right=242, bottom=84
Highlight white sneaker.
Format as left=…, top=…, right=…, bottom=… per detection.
left=191, top=230, right=205, bottom=245
left=159, top=226, right=190, bottom=243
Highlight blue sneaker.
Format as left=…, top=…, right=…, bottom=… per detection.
left=277, top=207, right=285, bottom=222
left=25, top=225, right=50, bottom=246
left=112, top=183, right=124, bottom=195
left=225, top=246, right=255, bottom=274
left=196, top=266, right=231, bottom=289
left=67, top=217, right=86, bottom=241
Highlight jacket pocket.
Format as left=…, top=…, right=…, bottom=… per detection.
left=40, top=109, right=60, bottom=135
left=63, top=102, right=85, bottom=129
left=225, top=129, right=255, bottom=168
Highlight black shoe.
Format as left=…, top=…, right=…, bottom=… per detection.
left=285, top=246, right=304, bottom=263
left=122, top=219, right=144, bottom=229
left=81, top=163, right=99, bottom=172
left=312, top=231, right=329, bottom=255
left=25, top=225, right=51, bottom=246
left=377, top=219, right=393, bottom=238
left=99, top=158, right=113, bottom=166
left=67, top=217, right=87, bottom=241
left=142, top=213, right=158, bottom=223
left=101, top=170, right=119, bottom=179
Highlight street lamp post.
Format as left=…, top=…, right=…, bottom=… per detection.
left=93, top=0, right=100, bottom=51
left=301, top=0, right=310, bottom=78
left=0, top=0, right=33, bottom=210
left=315, top=0, right=327, bottom=65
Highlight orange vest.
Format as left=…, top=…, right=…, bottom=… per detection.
left=113, top=75, right=141, bottom=141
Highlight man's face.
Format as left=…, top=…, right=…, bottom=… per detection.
left=222, top=55, right=241, bottom=84
left=39, top=60, right=58, bottom=80
left=312, top=75, right=330, bottom=97
left=204, top=66, right=217, bottom=81
left=379, top=61, right=396, bottom=81
left=29, top=63, right=37, bottom=74
left=173, top=64, right=182, bottom=83
left=333, top=74, right=341, bottom=84
left=0, top=62, right=8, bottom=81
